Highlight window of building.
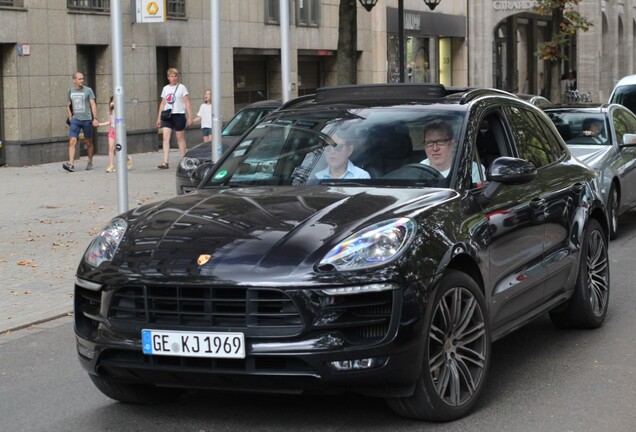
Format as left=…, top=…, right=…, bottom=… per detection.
left=167, top=0, right=185, bottom=18
left=0, top=1, right=24, bottom=7
left=265, top=0, right=279, bottom=24
left=67, top=0, right=110, bottom=12
left=296, top=0, right=319, bottom=27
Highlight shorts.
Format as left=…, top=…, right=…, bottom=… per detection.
left=69, top=119, right=93, bottom=139
left=108, top=126, right=115, bottom=140
left=202, top=127, right=212, bottom=137
left=161, top=113, right=186, bottom=131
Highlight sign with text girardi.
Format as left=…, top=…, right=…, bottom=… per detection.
left=492, top=1, right=538, bottom=11
left=135, top=0, right=166, bottom=23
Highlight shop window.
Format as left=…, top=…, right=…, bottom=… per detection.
left=297, top=0, right=319, bottom=27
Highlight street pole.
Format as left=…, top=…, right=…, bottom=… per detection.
left=398, top=0, right=405, bottom=83
left=111, top=0, right=129, bottom=213
left=211, top=0, right=222, bottom=162
left=279, top=0, right=291, bottom=102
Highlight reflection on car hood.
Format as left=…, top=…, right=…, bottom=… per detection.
left=116, top=187, right=454, bottom=282
left=567, top=144, right=612, bottom=168
left=185, top=136, right=238, bottom=160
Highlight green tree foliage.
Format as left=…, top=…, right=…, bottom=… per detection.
left=533, top=1, right=593, bottom=102
left=534, top=1, right=592, bottom=62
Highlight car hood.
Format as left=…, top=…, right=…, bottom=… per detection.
left=567, top=144, right=612, bottom=168
left=114, top=186, right=454, bottom=283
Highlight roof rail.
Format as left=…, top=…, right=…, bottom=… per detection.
left=279, top=94, right=315, bottom=111
left=315, top=83, right=447, bottom=104
left=459, top=88, right=515, bottom=104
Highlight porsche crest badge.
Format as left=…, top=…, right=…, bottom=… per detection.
left=197, top=254, right=212, bottom=266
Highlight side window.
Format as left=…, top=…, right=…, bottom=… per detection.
left=473, top=114, right=504, bottom=187
left=505, top=106, right=560, bottom=168
left=612, top=108, right=636, bottom=145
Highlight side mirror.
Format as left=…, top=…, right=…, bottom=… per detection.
left=189, top=161, right=215, bottom=187
left=479, top=157, right=536, bottom=205
left=622, top=133, right=636, bottom=145
left=488, top=156, right=537, bottom=185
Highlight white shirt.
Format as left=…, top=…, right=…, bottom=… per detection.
left=314, top=160, right=371, bottom=180
left=421, top=159, right=485, bottom=184
left=197, top=103, right=213, bottom=128
left=161, top=84, right=189, bottom=114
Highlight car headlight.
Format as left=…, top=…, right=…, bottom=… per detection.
left=319, top=218, right=416, bottom=271
left=84, top=218, right=128, bottom=268
left=179, top=156, right=201, bottom=171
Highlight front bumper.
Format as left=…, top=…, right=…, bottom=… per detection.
left=175, top=170, right=196, bottom=195
left=74, top=279, right=429, bottom=398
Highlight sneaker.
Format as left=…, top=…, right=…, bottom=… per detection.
left=62, top=163, right=75, bottom=172
left=86, top=162, right=94, bottom=171
left=127, top=156, right=133, bottom=170
left=105, top=165, right=115, bottom=173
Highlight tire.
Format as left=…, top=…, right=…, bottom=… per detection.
left=607, top=184, right=619, bottom=240
left=386, top=270, right=491, bottom=421
left=549, top=218, right=610, bottom=329
left=89, top=374, right=182, bottom=404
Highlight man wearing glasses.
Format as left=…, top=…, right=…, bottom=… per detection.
left=421, top=119, right=484, bottom=184
left=313, top=133, right=370, bottom=180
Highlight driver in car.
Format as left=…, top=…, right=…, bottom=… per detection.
left=313, top=132, right=371, bottom=180
left=420, top=119, right=484, bottom=185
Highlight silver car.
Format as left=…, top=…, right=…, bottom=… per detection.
left=545, top=103, right=636, bottom=238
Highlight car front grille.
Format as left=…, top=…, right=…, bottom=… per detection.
left=109, top=285, right=304, bottom=333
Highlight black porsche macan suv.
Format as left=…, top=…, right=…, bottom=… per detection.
left=74, top=84, right=610, bottom=421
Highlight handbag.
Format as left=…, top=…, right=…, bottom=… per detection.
left=160, top=84, right=179, bottom=121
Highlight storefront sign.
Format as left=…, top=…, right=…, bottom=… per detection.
left=493, top=1, right=538, bottom=11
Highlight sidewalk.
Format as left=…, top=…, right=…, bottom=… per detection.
left=0, top=150, right=181, bottom=335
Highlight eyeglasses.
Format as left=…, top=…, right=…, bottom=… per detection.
left=423, top=138, right=451, bottom=149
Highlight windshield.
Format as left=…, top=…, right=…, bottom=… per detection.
left=546, top=112, right=608, bottom=145
left=203, top=106, right=467, bottom=188
left=222, top=108, right=274, bottom=137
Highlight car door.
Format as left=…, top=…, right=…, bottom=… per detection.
left=507, top=105, right=583, bottom=301
left=611, top=106, right=636, bottom=211
left=473, top=107, right=547, bottom=329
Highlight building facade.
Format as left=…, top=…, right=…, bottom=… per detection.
left=0, top=0, right=631, bottom=167
left=468, top=0, right=636, bottom=103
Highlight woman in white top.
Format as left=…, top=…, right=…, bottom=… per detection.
left=156, top=68, right=193, bottom=169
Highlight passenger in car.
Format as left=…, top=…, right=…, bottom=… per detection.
left=313, top=133, right=371, bottom=180
left=420, top=119, right=484, bottom=184
left=581, top=118, right=605, bottom=143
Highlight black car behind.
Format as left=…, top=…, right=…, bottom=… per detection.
left=176, top=99, right=281, bottom=194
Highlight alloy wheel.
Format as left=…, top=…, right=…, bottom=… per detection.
left=428, top=286, right=487, bottom=407
left=586, top=229, right=610, bottom=317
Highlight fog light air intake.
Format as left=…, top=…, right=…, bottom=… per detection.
left=328, top=357, right=387, bottom=371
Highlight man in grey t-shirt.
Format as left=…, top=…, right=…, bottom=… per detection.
left=63, top=72, right=99, bottom=172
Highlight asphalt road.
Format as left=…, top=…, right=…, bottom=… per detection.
left=2, top=214, right=636, bottom=431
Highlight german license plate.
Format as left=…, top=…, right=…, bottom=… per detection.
left=142, top=329, right=245, bottom=359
